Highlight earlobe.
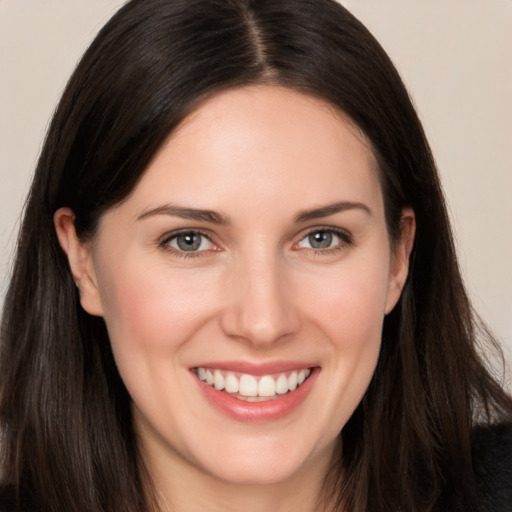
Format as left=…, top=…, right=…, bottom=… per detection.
left=54, top=208, right=104, bottom=316
left=384, top=208, right=416, bottom=314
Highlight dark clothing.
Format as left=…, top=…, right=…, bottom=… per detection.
left=472, top=423, right=512, bottom=512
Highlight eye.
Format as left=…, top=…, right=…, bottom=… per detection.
left=163, top=231, right=214, bottom=252
left=296, top=228, right=351, bottom=251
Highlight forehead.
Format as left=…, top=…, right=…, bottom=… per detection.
left=119, top=85, right=383, bottom=220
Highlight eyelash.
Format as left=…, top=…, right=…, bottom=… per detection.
left=295, top=227, right=353, bottom=256
left=158, top=227, right=353, bottom=259
left=158, top=229, right=216, bottom=259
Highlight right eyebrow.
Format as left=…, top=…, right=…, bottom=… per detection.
left=136, top=204, right=230, bottom=225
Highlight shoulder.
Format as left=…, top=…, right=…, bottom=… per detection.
left=472, top=423, right=512, bottom=512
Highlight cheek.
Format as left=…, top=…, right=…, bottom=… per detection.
left=95, top=258, right=218, bottom=358
left=299, top=254, right=390, bottom=350
left=300, top=256, right=389, bottom=417
left=94, top=260, right=223, bottom=424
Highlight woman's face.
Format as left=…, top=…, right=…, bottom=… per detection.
left=62, top=86, right=413, bottom=486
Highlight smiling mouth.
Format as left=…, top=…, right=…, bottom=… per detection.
left=194, top=367, right=313, bottom=402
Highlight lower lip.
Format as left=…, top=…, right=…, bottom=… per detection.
left=194, top=368, right=319, bottom=423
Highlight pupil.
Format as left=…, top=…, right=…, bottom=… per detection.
left=309, top=231, right=332, bottom=249
left=177, top=233, right=201, bottom=251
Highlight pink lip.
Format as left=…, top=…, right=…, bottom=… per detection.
left=192, top=365, right=319, bottom=423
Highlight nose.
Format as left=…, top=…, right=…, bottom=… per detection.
left=219, top=252, right=301, bottom=348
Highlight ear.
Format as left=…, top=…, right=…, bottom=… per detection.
left=384, top=208, right=416, bottom=314
left=54, top=207, right=104, bottom=316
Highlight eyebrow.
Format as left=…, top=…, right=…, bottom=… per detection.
left=137, top=200, right=371, bottom=225
left=294, top=201, right=372, bottom=223
left=137, top=205, right=230, bottom=225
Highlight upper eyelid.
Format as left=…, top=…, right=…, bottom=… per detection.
left=158, top=228, right=219, bottom=248
left=297, top=225, right=352, bottom=240
left=159, top=228, right=214, bottom=244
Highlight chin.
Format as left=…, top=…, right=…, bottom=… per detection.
left=205, top=458, right=306, bottom=486
left=193, top=435, right=334, bottom=487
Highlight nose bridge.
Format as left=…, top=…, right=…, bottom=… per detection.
left=221, top=244, right=299, bottom=346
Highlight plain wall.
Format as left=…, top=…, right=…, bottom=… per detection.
left=1, top=0, right=511, bottom=379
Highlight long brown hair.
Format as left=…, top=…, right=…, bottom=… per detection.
left=1, top=1, right=511, bottom=511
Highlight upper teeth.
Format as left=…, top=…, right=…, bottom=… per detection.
left=196, top=368, right=312, bottom=398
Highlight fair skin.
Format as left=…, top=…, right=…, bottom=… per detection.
left=55, top=85, right=415, bottom=512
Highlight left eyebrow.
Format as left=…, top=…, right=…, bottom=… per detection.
left=136, top=204, right=230, bottom=225
left=294, top=201, right=372, bottom=223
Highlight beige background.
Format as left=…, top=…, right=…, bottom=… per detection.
left=1, top=1, right=511, bottom=381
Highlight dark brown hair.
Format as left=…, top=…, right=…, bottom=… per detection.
left=1, top=1, right=511, bottom=511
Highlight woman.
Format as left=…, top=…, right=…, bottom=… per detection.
left=1, top=0, right=511, bottom=511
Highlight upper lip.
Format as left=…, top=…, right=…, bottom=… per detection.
left=191, top=360, right=317, bottom=376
